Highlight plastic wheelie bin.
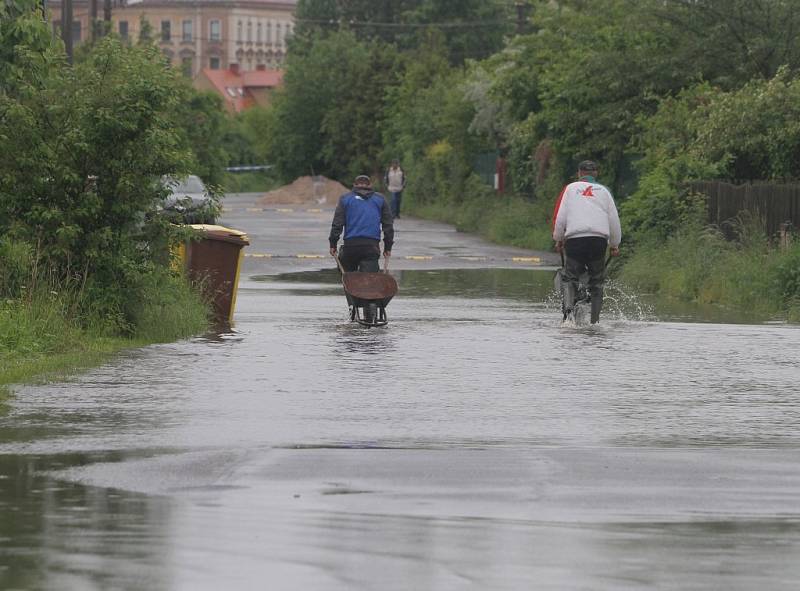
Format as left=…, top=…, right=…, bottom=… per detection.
left=175, top=224, right=250, bottom=323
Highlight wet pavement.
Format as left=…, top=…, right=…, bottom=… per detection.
left=2, top=193, right=800, bottom=590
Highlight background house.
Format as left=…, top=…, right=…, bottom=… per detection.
left=47, top=0, right=296, bottom=77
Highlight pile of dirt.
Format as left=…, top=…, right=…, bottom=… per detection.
left=258, top=175, right=349, bottom=206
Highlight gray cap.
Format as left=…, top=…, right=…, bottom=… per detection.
left=578, top=160, right=598, bottom=173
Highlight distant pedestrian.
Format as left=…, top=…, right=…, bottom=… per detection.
left=552, top=160, right=621, bottom=324
left=383, top=159, right=406, bottom=219
left=329, top=174, right=394, bottom=273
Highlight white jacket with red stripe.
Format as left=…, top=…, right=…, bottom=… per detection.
left=552, top=179, right=621, bottom=247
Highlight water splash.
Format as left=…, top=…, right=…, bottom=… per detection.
left=545, top=276, right=654, bottom=325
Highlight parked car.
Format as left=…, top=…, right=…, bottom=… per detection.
left=160, top=175, right=218, bottom=224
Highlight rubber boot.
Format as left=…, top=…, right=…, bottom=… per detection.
left=562, top=282, right=577, bottom=320
left=590, top=286, right=603, bottom=324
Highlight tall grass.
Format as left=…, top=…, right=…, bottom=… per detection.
left=620, top=215, right=800, bottom=320
left=409, top=188, right=554, bottom=251
left=0, top=239, right=211, bottom=398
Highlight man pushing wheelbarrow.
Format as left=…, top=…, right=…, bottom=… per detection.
left=329, top=174, right=397, bottom=326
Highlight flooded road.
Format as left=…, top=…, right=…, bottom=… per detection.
left=2, top=194, right=800, bottom=590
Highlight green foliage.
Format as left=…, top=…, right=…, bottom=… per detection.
left=254, top=30, right=400, bottom=181
left=408, top=174, right=553, bottom=251
left=173, top=85, right=230, bottom=186
left=624, top=72, right=800, bottom=242
left=223, top=109, right=265, bottom=166
left=293, top=0, right=512, bottom=64
left=124, top=266, right=210, bottom=340
left=620, top=219, right=800, bottom=319
left=655, top=0, right=800, bottom=84
left=223, top=170, right=280, bottom=193
left=0, top=264, right=209, bottom=389
left=0, top=237, right=33, bottom=297
left=400, top=0, right=513, bottom=64
left=0, top=36, right=192, bottom=283
left=773, top=242, right=800, bottom=302
left=0, top=1, right=60, bottom=89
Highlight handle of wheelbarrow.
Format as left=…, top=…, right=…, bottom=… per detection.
left=383, top=251, right=390, bottom=274
left=332, top=251, right=346, bottom=274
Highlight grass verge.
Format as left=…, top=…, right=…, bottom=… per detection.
left=0, top=271, right=210, bottom=402
left=620, top=222, right=800, bottom=321
left=409, top=192, right=554, bottom=252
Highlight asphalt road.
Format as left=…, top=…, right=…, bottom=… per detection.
left=2, top=192, right=799, bottom=591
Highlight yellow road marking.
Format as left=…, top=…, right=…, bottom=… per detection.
left=297, top=254, right=325, bottom=259
left=246, top=208, right=263, bottom=212
left=306, top=208, right=323, bottom=213
left=245, top=253, right=273, bottom=258
left=405, top=255, right=433, bottom=260
left=512, top=256, right=541, bottom=263
left=276, top=208, right=294, bottom=213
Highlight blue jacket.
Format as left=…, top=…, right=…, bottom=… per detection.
left=329, top=189, right=394, bottom=250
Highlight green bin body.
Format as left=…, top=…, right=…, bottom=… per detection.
left=180, top=225, right=249, bottom=323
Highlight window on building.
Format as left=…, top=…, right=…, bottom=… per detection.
left=161, top=21, right=171, bottom=42
left=266, top=21, right=272, bottom=44
left=257, top=22, right=262, bottom=44
left=71, top=20, right=81, bottom=43
left=119, top=21, right=128, bottom=40
left=237, top=21, right=243, bottom=43
left=182, top=20, right=192, bottom=43
left=210, top=56, right=221, bottom=70
left=247, top=21, right=252, bottom=43
left=210, top=20, right=221, bottom=42
left=276, top=23, right=282, bottom=45
left=181, top=56, right=193, bottom=77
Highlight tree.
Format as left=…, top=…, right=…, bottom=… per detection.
left=172, top=85, right=230, bottom=187
left=399, top=0, right=513, bottom=64
left=655, top=0, right=800, bottom=85
left=292, top=0, right=513, bottom=64
left=622, top=69, right=800, bottom=242
left=0, top=0, right=59, bottom=90
left=253, top=30, right=400, bottom=182
left=0, top=37, right=193, bottom=286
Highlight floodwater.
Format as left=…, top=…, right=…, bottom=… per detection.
left=2, top=267, right=800, bottom=590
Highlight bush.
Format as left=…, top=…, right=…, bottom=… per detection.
left=621, top=219, right=800, bottom=319
left=773, top=242, right=800, bottom=302
left=0, top=237, right=33, bottom=297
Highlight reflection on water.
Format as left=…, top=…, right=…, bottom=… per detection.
left=254, top=267, right=771, bottom=324
left=2, top=267, right=800, bottom=590
left=0, top=453, right=171, bottom=591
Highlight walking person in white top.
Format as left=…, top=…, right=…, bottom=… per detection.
left=552, top=160, right=622, bottom=323
left=383, top=159, right=406, bottom=219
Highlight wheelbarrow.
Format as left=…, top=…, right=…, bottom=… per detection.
left=334, top=254, right=398, bottom=327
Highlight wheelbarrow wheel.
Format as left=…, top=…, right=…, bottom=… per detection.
left=364, top=302, right=377, bottom=325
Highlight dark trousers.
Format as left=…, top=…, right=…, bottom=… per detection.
left=562, top=237, right=607, bottom=322
left=391, top=191, right=403, bottom=218
left=564, top=236, right=607, bottom=292
left=339, top=243, right=380, bottom=273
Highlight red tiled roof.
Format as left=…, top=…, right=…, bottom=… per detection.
left=198, top=68, right=284, bottom=113
left=242, top=69, right=284, bottom=88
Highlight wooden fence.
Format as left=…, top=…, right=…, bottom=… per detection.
left=691, top=180, right=800, bottom=239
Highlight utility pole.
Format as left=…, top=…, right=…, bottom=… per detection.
left=515, top=1, right=531, bottom=35
left=90, top=0, right=98, bottom=42
left=61, top=0, right=73, bottom=62
left=104, top=0, right=111, bottom=25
